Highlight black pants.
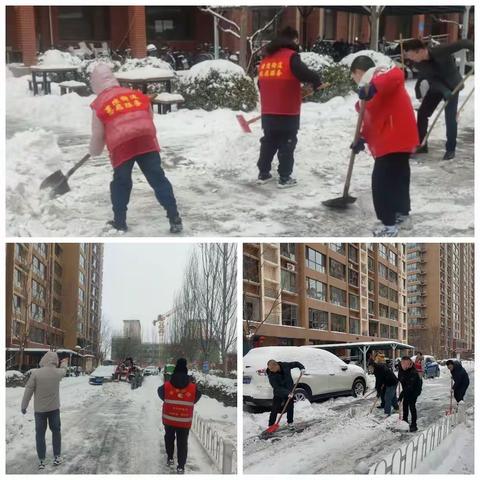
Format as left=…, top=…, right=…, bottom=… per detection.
left=34, top=409, right=61, bottom=460
left=257, top=129, right=298, bottom=179
left=454, top=386, right=468, bottom=403
left=372, top=153, right=411, bottom=226
left=111, top=151, right=178, bottom=223
left=417, top=90, right=459, bottom=152
left=164, top=425, right=189, bottom=468
left=268, top=396, right=294, bottom=426
left=402, top=396, right=418, bottom=427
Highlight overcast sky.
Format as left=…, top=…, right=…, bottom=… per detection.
left=101, top=243, right=194, bottom=342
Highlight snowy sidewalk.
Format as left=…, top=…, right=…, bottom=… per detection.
left=6, top=74, right=474, bottom=237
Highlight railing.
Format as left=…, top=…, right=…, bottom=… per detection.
left=191, top=412, right=236, bottom=474
left=370, top=411, right=460, bottom=474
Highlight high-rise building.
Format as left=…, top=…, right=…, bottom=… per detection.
left=6, top=243, right=103, bottom=370
left=243, top=243, right=407, bottom=346
left=406, top=243, right=475, bottom=358
left=123, top=319, right=142, bottom=341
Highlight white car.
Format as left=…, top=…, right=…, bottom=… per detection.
left=143, top=366, right=159, bottom=376
left=243, top=346, right=367, bottom=407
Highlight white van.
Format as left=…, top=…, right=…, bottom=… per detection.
left=243, top=346, right=367, bottom=407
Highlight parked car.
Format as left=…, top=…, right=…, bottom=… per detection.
left=89, top=365, right=116, bottom=385
left=412, top=354, right=440, bottom=378
left=143, top=366, right=159, bottom=376
left=243, top=346, right=367, bottom=407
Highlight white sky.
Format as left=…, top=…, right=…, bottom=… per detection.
left=101, top=243, right=194, bottom=342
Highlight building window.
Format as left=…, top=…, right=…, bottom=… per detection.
left=58, top=6, right=108, bottom=41
left=77, top=304, right=84, bottom=320
left=35, top=243, right=47, bottom=257
left=306, top=247, right=326, bottom=273
left=379, top=303, right=389, bottom=318
left=29, top=326, right=45, bottom=344
left=389, top=308, right=398, bottom=321
left=330, top=286, right=347, bottom=307
left=79, top=288, right=85, bottom=303
left=369, top=321, right=378, bottom=336
left=329, top=243, right=346, bottom=255
left=368, top=256, right=374, bottom=271
left=349, top=318, right=360, bottom=335
left=55, top=244, right=63, bottom=257
left=14, top=268, right=25, bottom=289
left=389, top=288, right=398, bottom=303
left=378, top=263, right=388, bottom=280
left=379, top=283, right=389, bottom=299
left=379, top=244, right=388, bottom=260
left=32, top=280, right=45, bottom=301
left=368, top=299, right=375, bottom=315
left=348, top=245, right=358, bottom=263
left=53, top=299, right=62, bottom=314
left=349, top=294, right=359, bottom=311
left=348, top=268, right=359, bottom=286
left=331, top=314, right=346, bottom=333
left=30, top=303, right=45, bottom=322
left=329, top=258, right=346, bottom=280
left=380, top=323, right=390, bottom=338
left=79, top=271, right=85, bottom=286
left=388, top=250, right=397, bottom=266
left=309, top=308, right=328, bottom=330
left=280, top=243, right=296, bottom=260
left=146, top=6, right=194, bottom=41
left=79, top=254, right=85, bottom=269
left=12, top=294, right=22, bottom=313
left=243, top=256, right=259, bottom=282
left=54, top=261, right=63, bottom=277
left=32, top=256, right=45, bottom=279
left=282, top=303, right=298, bottom=326
left=388, top=269, right=398, bottom=283
left=306, top=277, right=327, bottom=301
left=324, top=8, right=337, bottom=39
left=54, top=279, right=62, bottom=295
left=390, top=326, right=398, bottom=339
left=15, top=244, right=28, bottom=262
left=281, top=270, right=297, bottom=293
left=368, top=278, right=374, bottom=293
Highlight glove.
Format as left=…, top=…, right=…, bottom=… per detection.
left=350, top=138, right=366, bottom=154
left=300, top=369, right=306, bottom=374
left=358, top=84, right=377, bottom=101
left=21, top=408, right=27, bottom=415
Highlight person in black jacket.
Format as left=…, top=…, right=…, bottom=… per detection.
left=157, top=358, right=202, bottom=474
left=404, top=38, right=474, bottom=160
left=266, top=359, right=305, bottom=428
left=257, top=27, right=323, bottom=188
left=446, top=360, right=470, bottom=403
left=398, top=356, right=422, bottom=432
left=373, top=355, right=399, bottom=415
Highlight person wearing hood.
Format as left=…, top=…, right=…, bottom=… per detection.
left=446, top=360, right=470, bottom=403
left=372, top=354, right=399, bottom=416
left=157, top=358, right=201, bottom=474
left=349, top=56, right=418, bottom=237
left=257, top=26, right=323, bottom=188
left=21, top=351, right=68, bottom=470
left=89, top=63, right=182, bottom=234
left=398, top=356, right=422, bottom=432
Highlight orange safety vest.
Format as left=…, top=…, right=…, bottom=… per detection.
left=162, top=381, right=196, bottom=428
left=258, top=48, right=302, bottom=116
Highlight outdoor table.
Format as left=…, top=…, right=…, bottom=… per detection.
left=30, top=65, right=79, bottom=95
left=115, top=71, right=176, bottom=94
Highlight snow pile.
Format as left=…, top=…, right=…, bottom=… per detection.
left=6, top=370, right=25, bottom=388
left=340, top=49, right=394, bottom=68
left=193, top=371, right=237, bottom=394
left=6, top=370, right=24, bottom=379
left=155, top=92, right=185, bottom=102
left=116, top=57, right=174, bottom=80
left=38, top=49, right=81, bottom=68
left=300, top=51, right=333, bottom=70
left=183, top=59, right=246, bottom=82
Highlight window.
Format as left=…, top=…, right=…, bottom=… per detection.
left=306, top=247, right=326, bottom=273
left=348, top=245, right=358, bottom=263
left=368, top=256, right=374, bottom=271
left=79, top=271, right=85, bottom=285
left=388, top=269, right=398, bottom=283
left=29, top=326, right=45, bottom=344
left=349, top=318, right=360, bottom=334
left=35, top=243, right=47, bottom=256
left=30, top=303, right=45, bottom=321
left=330, top=286, right=347, bottom=307
left=379, top=303, right=389, bottom=318
left=324, top=8, right=337, bottom=39
left=243, top=256, right=259, bottom=282
left=53, top=299, right=62, bottom=314
left=281, top=270, right=297, bottom=293
left=54, top=279, right=62, bottom=295
left=146, top=6, right=194, bottom=41
left=389, top=308, right=398, bottom=321
left=329, top=258, right=346, bottom=280
left=54, top=261, right=63, bottom=277
left=389, top=288, right=398, bottom=303
left=380, top=324, right=390, bottom=338
left=378, top=263, right=388, bottom=280
left=79, top=254, right=85, bottom=269
left=309, top=308, right=328, bottom=330
left=306, top=278, right=327, bottom=301
left=390, top=326, right=398, bottom=339
left=368, top=299, right=375, bottom=315
left=329, top=243, right=346, bottom=255
left=15, top=244, right=28, bottom=262
left=12, top=294, right=22, bottom=313
left=331, top=314, right=346, bottom=332
left=379, top=244, right=388, bottom=260
left=379, top=283, right=389, bottom=299
left=58, top=6, right=108, bottom=41
left=32, top=280, right=45, bottom=301
left=244, top=296, right=260, bottom=322
left=78, top=288, right=85, bottom=303
left=32, top=256, right=45, bottom=278
left=280, top=243, right=296, bottom=260
left=349, top=294, right=359, bottom=310
left=251, top=7, right=281, bottom=40
left=14, top=268, right=24, bottom=288
left=282, top=303, right=298, bottom=326
left=368, top=278, right=374, bottom=293
left=77, top=304, right=84, bottom=319
left=369, top=321, right=378, bottom=336
left=348, top=268, right=359, bottom=286
left=388, top=250, right=397, bottom=266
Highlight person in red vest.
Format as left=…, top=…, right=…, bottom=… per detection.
left=89, top=63, right=182, bottom=234
left=158, top=358, right=202, bottom=474
left=349, top=56, right=419, bottom=237
left=257, top=27, right=323, bottom=188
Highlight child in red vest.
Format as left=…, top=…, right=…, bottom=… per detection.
left=89, top=63, right=182, bottom=233
left=257, top=27, right=322, bottom=188
left=350, top=56, right=419, bottom=237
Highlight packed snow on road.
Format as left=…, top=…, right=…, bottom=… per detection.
left=243, top=362, right=474, bottom=474
left=6, top=374, right=236, bottom=474
left=5, top=70, right=474, bottom=237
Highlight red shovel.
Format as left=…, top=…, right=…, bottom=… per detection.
left=261, top=372, right=303, bottom=436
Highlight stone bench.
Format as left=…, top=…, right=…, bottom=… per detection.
left=58, top=80, right=87, bottom=95
left=151, top=92, right=185, bottom=114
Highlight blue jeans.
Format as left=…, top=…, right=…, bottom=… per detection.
left=110, top=151, right=178, bottom=223
left=384, top=386, right=399, bottom=415
left=34, top=409, right=61, bottom=460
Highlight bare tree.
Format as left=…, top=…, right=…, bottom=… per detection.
left=98, top=314, right=111, bottom=363
left=363, top=6, right=386, bottom=50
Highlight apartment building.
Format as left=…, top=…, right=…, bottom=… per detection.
left=123, top=319, right=142, bottom=340
left=243, top=243, right=407, bottom=347
left=6, top=243, right=103, bottom=370
left=407, top=243, right=475, bottom=358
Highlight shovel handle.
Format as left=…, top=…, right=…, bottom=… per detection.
left=66, top=154, right=91, bottom=178
left=275, top=371, right=304, bottom=425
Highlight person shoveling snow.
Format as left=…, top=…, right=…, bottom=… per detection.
left=89, top=63, right=182, bottom=233
left=398, top=356, right=422, bottom=432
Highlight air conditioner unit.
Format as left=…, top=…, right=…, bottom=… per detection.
left=286, top=263, right=296, bottom=272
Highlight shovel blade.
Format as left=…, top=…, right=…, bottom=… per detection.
left=50, top=179, right=71, bottom=198
left=40, top=170, right=67, bottom=190
left=236, top=114, right=252, bottom=133
left=323, top=195, right=357, bottom=209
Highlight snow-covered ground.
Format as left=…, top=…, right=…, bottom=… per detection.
left=6, top=71, right=474, bottom=237
left=6, top=375, right=235, bottom=474
left=243, top=362, right=474, bottom=474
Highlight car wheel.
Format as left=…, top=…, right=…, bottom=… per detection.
left=352, top=378, right=366, bottom=397
left=293, top=387, right=312, bottom=403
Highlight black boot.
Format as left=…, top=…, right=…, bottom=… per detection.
left=107, top=220, right=128, bottom=232
left=169, top=215, right=183, bottom=234
left=409, top=424, right=418, bottom=432
left=443, top=150, right=455, bottom=160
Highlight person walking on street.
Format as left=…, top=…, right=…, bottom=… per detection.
left=372, top=354, right=399, bottom=416
left=403, top=38, right=474, bottom=160
left=266, top=359, right=305, bottom=429
left=257, top=26, right=323, bottom=188
left=398, top=356, right=423, bottom=432
left=158, top=358, right=201, bottom=474
left=21, top=351, right=68, bottom=470
left=446, top=360, right=470, bottom=404
left=414, top=352, right=425, bottom=377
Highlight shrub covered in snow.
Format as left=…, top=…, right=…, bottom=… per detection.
left=6, top=370, right=26, bottom=388
left=38, top=49, right=81, bottom=68
left=179, top=60, right=257, bottom=112
left=192, top=371, right=237, bottom=407
left=340, top=49, right=394, bottom=68
left=117, top=56, right=173, bottom=74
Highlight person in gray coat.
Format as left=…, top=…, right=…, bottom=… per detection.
left=21, top=351, right=68, bottom=470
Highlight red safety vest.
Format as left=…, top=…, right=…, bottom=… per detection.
left=162, top=381, right=196, bottom=428
left=258, top=48, right=301, bottom=116
left=90, top=86, right=159, bottom=167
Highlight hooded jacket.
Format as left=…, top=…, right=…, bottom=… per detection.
left=398, top=364, right=422, bottom=399
left=266, top=361, right=304, bottom=398
left=21, top=352, right=67, bottom=413
left=89, top=63, right=159, bottom=168
left=373, top=362, right=398, bottom=393
left=449, top=361, right=470, bottom=399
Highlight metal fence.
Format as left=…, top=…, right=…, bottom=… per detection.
left=371, top=412, right=459, bottom=474
left=191, top=412, right=236, bottom=474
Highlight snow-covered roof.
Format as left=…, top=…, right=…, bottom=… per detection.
left=305, top=341, right=414, bottom=350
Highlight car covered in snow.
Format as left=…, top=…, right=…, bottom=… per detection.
left=243, top=346, right=367, bottom=407
left=143, top=366, right=159, bottom=376
left=412, top=354, right=440, bottom=378
left=89, top=365, right=116, bottom=385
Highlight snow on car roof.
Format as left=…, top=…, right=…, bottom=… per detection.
left=304, top=341, right=414, bottom=349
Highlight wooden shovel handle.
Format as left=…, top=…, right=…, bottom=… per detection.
left=67, top=154, right=91, bottom=178
left=275, top=371, right=304, bottom=424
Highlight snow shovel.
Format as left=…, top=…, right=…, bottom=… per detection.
left=323, top=99, right=366, bottom=208
left=420, top=67, right=475, bottom=148
left=40, top=153, right=91, bottom=198
left=261, top=372, right=303, bottom=436
left=456, top=86, right=474, bottom=121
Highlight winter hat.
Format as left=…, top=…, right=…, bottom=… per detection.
left=174, top=358, right=188, bottom=374
left=90, top=63, right=120, bottom=95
